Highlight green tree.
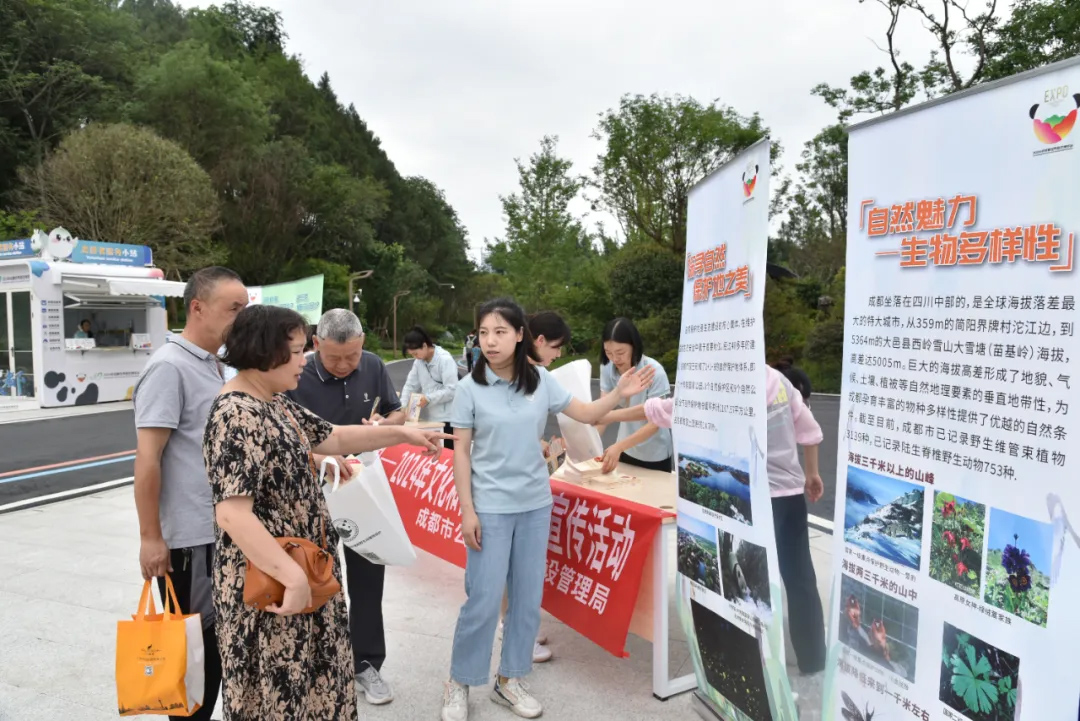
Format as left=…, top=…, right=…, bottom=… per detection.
left=128, top=41, right=271, bottom=169
left=0, top=209, right=39, bottom=240
left=763, top=278, right=815, bottom=365
left=188, top=1, right=285, bottom=60
left=590, top=93, right=771, bottom=256
left=0, top=0, right=137, bottom=195
left=17, top=122, right=221, bottom=279
left=985, top=0, right=1080, bottom=81
left=771, top=124, right=848, bottom=282
left=486, top=136, right=596, bottom=310
left=304, top=163, right=389, bottom=266
left=608, top=243, right=683, bottom=321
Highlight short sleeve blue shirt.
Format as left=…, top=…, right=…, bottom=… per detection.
left=600, top=354, right=672, bottom=462
left=451, top=366, right=573, bottom=514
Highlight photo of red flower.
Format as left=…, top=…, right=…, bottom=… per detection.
left=929, top=491, right=985, bottom=597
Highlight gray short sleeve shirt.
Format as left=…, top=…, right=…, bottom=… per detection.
left=132, top=336, right=224, bottom=549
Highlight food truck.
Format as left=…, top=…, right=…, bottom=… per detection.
left=0, top=228, right=183, bottom=412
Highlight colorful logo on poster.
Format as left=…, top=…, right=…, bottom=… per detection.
left=1029, top=88, right=1080, bottom=145
left=741, top=162, right=758, bottom=198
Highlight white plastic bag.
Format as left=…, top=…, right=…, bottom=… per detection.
left=322, top=456, right=417, bottom=566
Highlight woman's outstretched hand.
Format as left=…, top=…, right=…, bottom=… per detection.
left=615, top=365, right=655, bottom=399
left=403, top=428, right=458, bottom=456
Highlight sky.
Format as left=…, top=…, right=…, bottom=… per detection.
left=988, top=507, right=1053, bottom=571
left=846, top=465, right=922, bottom=507
left=678, top=513, right=718, bottom=545
left=180, top=0, right=946, bottom=261
left=678, top=441, right=748, bottom=473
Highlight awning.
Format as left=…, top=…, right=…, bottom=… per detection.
left=60, top=274, right=184, bottom=310
left=106, top=278, right=185, bottom=298
left=61, top=275, right=185, bottom=298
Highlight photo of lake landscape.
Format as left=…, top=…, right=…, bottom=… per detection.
left=678, top=443, right=753, bottom=525
left=843, top=465, right=925, bottom=571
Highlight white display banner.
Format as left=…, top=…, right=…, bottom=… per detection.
left=825, top=58, right=1080, bottom=721
left=675, top=139, right=797, bottom=721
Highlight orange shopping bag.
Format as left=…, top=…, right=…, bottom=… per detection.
left=116, top=575, right=205, bottom=717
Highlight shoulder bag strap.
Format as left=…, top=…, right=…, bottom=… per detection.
left=276, top=399, right=328, bottom=549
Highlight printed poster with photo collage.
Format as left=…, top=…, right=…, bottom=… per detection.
left=825, top=59, right=1080, bottom=721
left=675, top=139, right=798, bottom=721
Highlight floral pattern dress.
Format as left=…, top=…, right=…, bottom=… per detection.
left=203, top=391, right=356, bottom=721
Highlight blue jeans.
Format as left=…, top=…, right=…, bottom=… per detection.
left=450, top=505, right=551, bottom=686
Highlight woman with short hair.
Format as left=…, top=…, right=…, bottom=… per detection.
left=203, top=304, right=451, bottom=721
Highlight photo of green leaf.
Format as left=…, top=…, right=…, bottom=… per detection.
left=939, top=622, right=1019, bottom=721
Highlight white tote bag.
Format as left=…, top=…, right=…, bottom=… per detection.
left=321, top=456, right=417, bottom=567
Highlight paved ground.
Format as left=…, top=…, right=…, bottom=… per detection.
left=0, top=360, right=842, bottom=527
left=0, top=485, right=831, bottom=721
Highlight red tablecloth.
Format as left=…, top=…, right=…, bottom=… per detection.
left=380, top=445, right=672, bottom=657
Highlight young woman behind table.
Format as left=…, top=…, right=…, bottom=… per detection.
left=401, top=325, right=460, bottom=449
left=441, top=299, right=653, bottom=721
left=595, top=317, right=673, bottom=473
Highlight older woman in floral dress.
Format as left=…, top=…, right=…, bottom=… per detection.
left=203, top=305, right=450, bottom=720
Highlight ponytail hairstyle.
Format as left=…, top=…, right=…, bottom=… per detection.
left=527, top=311, right=571, bottom=348
left=471, top=298, right=540, bottom=394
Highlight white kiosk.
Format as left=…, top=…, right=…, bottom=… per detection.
left=0, top=228, right=184, bottom=412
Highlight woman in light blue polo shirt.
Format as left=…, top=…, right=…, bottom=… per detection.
left=597, top=317, right=673, bottom=473
left=440, top=298, right=654, bottom=721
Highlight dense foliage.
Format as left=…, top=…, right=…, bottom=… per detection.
left=0, top=0, right=1069, bottom=371
left=0, top=0, right=471, bottom=338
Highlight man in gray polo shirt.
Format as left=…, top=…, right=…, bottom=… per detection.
left=133, top=266, right=247, bottom=721
left=286, top=308, right=404, bottom=705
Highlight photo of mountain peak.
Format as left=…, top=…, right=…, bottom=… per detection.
left=843, top=466, right=925, bottom=571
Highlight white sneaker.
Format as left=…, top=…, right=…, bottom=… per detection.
left=491, top=677, right=542, bottom=719
left=532, top=641, right=552, bottom=663
left=442, top=680, right=469, bottom=721
left=356, top=663, right=393, bottom=705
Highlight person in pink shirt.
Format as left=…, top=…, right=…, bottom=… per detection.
left=598, top=366, right=826, bottom=674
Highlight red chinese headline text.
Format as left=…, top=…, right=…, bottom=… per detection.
left=860, top=195, right=1075, bottom=273
left=686, top=244, right=752, bottom=303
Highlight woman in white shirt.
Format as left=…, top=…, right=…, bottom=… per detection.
left=401, top=326, right=460, bottom=449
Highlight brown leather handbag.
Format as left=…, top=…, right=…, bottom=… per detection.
left=242, top=402, right=341, bottom=614
left=243, top=529, right=340, bottom=614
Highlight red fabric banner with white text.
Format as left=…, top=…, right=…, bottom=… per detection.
left=380, top=444, right=670, bottom=657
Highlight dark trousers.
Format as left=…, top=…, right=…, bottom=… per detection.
left=344, top=545, right=387, bottom=673
left=619, top=452, right=674, bottom=472
left=157, top=546, right=222, bottom=721
left=771, top=494, right=826, bottom=674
